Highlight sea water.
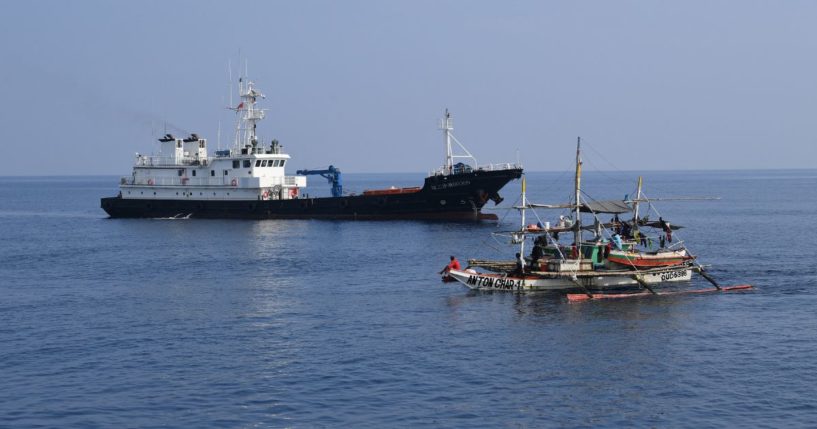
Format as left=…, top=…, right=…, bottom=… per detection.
left=1, top=170, right=816, bottom=428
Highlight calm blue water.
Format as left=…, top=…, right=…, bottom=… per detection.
left=1, top=170, right=816, bottom=428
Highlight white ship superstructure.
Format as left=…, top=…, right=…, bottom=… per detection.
left=120, top=79, right=306, bottom=201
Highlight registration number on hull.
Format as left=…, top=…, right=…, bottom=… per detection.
left=466, top=274, right=521, bottom=290
left=658, top=270, right=689, bottom=282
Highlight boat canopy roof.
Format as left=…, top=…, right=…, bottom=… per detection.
left=521, top=200, right=632, bottom=214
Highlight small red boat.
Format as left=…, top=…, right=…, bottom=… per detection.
left=607, top=248, right=695, bottom=269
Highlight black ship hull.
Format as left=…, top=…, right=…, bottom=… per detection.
left=101, top=168, right=523, bottom=220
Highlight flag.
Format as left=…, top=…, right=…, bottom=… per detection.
left=236, top=102, right=244, bottom=110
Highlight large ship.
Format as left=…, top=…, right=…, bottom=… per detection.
left=101, top=77, right=522, bottom=220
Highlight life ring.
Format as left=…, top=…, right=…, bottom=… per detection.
left=262, top=190, right=270, bottom=199
left=289, top=187, right=298, bottom=198
left=147, top=178, right=154, bottom=186
left=231, top=178, right=237, bottom=187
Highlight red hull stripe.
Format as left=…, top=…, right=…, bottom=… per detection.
left=607, top=255, right=688, bottom=268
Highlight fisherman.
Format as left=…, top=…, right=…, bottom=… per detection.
left=621, top=221, right=632, bottom=239
left=659, top=216, right=673, bottom=243
left=612, top=233, right=623, bottom=250
left=530, top=241, right=545, bottom=269
left=439, top=256, right=461, bottom=275
left=593, top=218, right=603, bottom=240
left=515, top=252, right=526, bottom=275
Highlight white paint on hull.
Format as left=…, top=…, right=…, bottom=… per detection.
left=447, top=267, right=693, bottom=292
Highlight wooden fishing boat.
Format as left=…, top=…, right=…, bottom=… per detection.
left=606, top=248, right=694, bottom=269
left=443, top=138, right=749, bottom=298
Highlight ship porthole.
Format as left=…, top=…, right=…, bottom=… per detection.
left=440, top=200, right=446, bottom=206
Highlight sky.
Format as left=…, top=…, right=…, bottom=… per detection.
left=1, top=0, right=815, bottom=176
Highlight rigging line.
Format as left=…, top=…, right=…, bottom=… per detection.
left=464, top=186, right=523, bottom=259
left=640, top=190, right=695, bottom=259
left=582, top=204, right=648, bottom=277
left=582, top=139, right=692, bottom=206
left=581, top=152, right=636, bottom=189
left=583, top=139, right=633, bottom=177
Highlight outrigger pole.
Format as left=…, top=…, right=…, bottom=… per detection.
left=694, top=265, right=722, bottom=290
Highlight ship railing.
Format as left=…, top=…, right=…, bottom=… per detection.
left=123, top=175, right=304, bottom=187
left=429, top=162, right=522, bottom=176
left=135, top=155, right=211, bottom=167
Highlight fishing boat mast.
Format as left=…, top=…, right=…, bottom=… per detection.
left=573, top=137, right=582, bottom=260
left=520, top=176, right=527, bottom=257
left=633, top=176, right=643, bottom=225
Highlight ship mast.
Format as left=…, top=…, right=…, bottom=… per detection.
left=573, top=137, right=582, bottom=260
left=441, top=109, right=454, bottom=174
left=233, top=77, right=266, bottom=151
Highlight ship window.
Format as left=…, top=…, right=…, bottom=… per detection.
left=270, top=160, right=277, bottom=167
left=177, top=141, right=182, bottom=148
left=192, top=170, right=197, bottom=177
left=153, top=192, right=156, bottom=195
left=280, top=160, right=286, bottom=167
left=261, top=160, right=268, bottom=167
left=244, top=160, right=251, bottom=168
left=224, top=170, right=228, bottom=176
left=211, top=170, right=215, bottom=177
left=255, top=160, right=261, bottom=167
left=233, top=160, right=240, bottom=169
left=199, top=141, right=205, bottom=148
left=178, top=169, right=184, bottom=177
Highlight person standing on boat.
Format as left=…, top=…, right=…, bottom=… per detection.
left=612, top=233, right=624, bottom=250
left=440, top=256, right=461, bottom=275
left=530, top=239, right=545, bottom=269
left=515, top=252, right=526, bottom=275
left=659, top=217, right=673, bottom=243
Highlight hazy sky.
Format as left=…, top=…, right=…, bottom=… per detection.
left=1, top=0, right=815, bottom=176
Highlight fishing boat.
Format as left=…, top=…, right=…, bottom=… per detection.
left=444, top=138, right=750, bottom=298
left=100, top=73, right=522, bottom=220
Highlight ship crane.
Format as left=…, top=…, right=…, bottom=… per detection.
left=296, top=166, right=343, bottom=197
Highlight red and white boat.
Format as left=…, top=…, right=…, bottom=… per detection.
left=441, top=138, right=737, bottom=298
left=607, top=248, right=695, bottom=269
